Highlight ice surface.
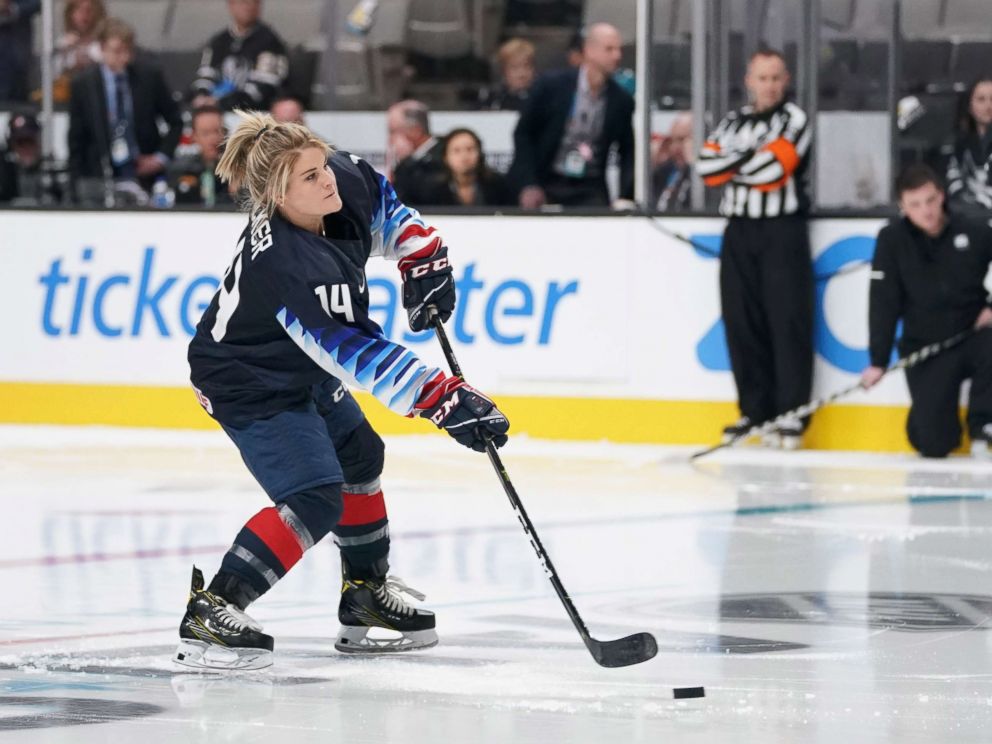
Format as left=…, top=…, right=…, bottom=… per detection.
left=3, top=426, right=992, bottom=742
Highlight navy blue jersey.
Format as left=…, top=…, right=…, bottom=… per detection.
left=188, top=151, right=447, bottom=425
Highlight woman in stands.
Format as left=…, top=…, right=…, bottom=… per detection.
left=174, top=111, right=509, bottom=670
left=422, top=127, right=513, bottom=207
left=55, top=0, right=106, bottom=77
left=477, top=38, right=536, bottom=112
left=946, top=75, right=992, bottom=217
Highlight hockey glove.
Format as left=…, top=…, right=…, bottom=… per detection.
left=399, top=245, right=456, bottom=332
left=418, top=376, right=509, bottom=452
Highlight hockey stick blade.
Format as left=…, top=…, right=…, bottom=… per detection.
left=587, top=632, right=659, bottom=668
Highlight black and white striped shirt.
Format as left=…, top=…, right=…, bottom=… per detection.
left=696, top=100, right=812, bottom=219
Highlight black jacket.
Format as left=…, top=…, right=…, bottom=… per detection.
left=419, top=170, right=514, bottom=207
left=869, top=214, right=992, bottom=367
left=191, top=22, right=288, bottom=111
left=0, top=0, right=40, bottom=101
left=508, top=67, right=635, bottom=200
left=391, top=138, right=446, bottom=206
left=67, top=62, right=182, bottom=180
left=168, top=153, right=235, bottom=206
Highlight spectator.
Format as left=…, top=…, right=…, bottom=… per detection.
left=861, top=164, right=992, bottom=459
left=509, top=22, right=634, bottom=209
left=0, top=110, right=42, bottom=203
left=68, top=18, right=182, bottom=194
left=0, top=0, right=41, bottom=103
left=478, top=39, right=535, bottom=112
left=695, top=48, right=814, bottom=450
left=387, top=99, right=445, bottom=204
left=55, top=0, right=105, bottom=78
left=420, top=128, right=513, bottom=207
left=191, top=0, right=288, bottom=112
left=946, top=76, right=992, bottom=218
left=270, top=93, right=305, bottom=125
left=652, top=112, right=693, bottom=212
left=168, top=105, right=234, bottom=207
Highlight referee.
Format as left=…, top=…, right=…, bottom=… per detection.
left=696, top=48, right=814, bottom=449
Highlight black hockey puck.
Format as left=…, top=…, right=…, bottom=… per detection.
left=673, top=686, right=705, bottom=699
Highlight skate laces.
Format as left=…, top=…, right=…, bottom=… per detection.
left=372, top=576, right=426, bottom=616
left=203, top=591, right=263, bottom=633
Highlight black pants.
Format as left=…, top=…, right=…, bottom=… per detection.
left=720, top=216, right=814, bottom=425
left=905, top=328, right=992, bottom=457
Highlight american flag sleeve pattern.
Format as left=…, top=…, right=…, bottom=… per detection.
left=362, top=161, right=444, bottom=264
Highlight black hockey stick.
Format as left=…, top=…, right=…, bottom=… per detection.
left=647, top=218, right=870, bottom=282
left=428, top=310, right=658, bottom=668
left=691, top=327, right=976, bottom=461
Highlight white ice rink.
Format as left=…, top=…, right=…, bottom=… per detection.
left=3, top=425, right=992, bottom=742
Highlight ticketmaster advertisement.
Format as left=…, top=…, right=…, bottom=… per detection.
left=0, top=210, right=932, bottom=444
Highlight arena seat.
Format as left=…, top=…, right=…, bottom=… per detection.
left=950, top=41, right=992, bottom=88
left=406, top=0, right=474, bottom=60
left=582, top=0, right=636, bottom=41
left=163, top=0, right=232, bottom=52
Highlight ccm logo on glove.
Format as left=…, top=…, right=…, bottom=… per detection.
left=408, top=256, right=450, bottom=279
left=429, top=390, right=460, bottom=426
left=417, top=375, right=510, bottom=452
left=399, top=246, right=457, bottom=332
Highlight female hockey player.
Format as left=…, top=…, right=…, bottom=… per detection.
left=174, top=111, right=510, bottom=670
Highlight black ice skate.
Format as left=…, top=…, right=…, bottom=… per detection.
left=764, top=418, right=803, bottom=451
left=335, top=560, right=437, bottom=654
left=173, top=566, right=274, bottom=671
left=721, top=416, right=753, bottom=444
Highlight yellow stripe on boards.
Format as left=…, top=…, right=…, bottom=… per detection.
left=0, top=381, right=947, bottom=453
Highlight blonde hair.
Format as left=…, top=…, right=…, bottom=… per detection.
left=497, top=38, right=535, bottom=70
left=216, top=110, right=333, bottom=215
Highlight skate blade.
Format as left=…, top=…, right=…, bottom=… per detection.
left=173, top=639, right=273, bottom=671
left=780, top=435, right=802, bottom=451
left=761, top=432, right=783, bottom=449
left=334, top=626, right=438, bottom=654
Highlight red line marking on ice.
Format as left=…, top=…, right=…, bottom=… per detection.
left=0, top=626, right=176, bottom=646
left=0, top=545, right=227, bottom=570
left=57, top=510, right=223, bottom=516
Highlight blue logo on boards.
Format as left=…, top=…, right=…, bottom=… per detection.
left=692, top=233, right=890, bottom=373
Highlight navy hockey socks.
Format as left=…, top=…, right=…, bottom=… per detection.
left=210, top=485, right=342, bottom=607
left=332, top=478, right=390, bottom=579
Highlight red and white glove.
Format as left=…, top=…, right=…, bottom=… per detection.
left=415, top=375, right=509, bottom=452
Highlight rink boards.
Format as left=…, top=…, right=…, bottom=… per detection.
left=0, top=210, right=966, bottom=450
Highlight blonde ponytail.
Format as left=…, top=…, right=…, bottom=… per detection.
left=216, top=110, right=333, bottom=215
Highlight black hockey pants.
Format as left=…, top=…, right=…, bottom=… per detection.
left=719, top=216, right=815, bottom=426
left=905, top=327, right=992, bottom=458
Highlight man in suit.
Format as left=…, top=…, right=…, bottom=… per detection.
left=509, top=22, right=634, bottom=209
left=387, top=99, right=445, bottom=205
left=68, top=18, right=182, bottom=193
